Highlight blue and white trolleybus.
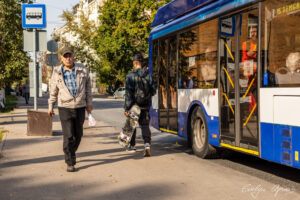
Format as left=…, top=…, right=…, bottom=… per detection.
left=149, top=0, right=300, bottom=169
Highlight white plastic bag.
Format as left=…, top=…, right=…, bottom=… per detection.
left=88, top=113, right=96, bottom=127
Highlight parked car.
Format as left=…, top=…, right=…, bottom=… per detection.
left=113, top=87, right=125, bottom=99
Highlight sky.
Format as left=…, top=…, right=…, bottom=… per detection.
left=35, top=0, right=80, bottom=39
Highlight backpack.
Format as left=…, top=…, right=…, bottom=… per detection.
left=134, top=71, right=152, bottom=106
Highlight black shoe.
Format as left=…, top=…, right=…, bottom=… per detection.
left=67, top=165, right=75, bottom=172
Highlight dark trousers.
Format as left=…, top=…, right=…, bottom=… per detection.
left=130, top=109, right=151, bottom=146
left=24, top=93, right=29, bottom=104
left=58, top=107, right=86, bottom=166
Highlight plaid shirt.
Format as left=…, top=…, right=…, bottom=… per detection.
left=62, top=66, right=78, bottom=97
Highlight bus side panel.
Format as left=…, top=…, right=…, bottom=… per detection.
left=207, top=115, right=220, bottom=147
left=274, top=125, right=300, bottom=169
left=150, top=107, right=159, bottom=130
left=150, top=90, right=159, bottom=130
left=178, top=103, right=220, bottom=147
left=274, top=124, right=293, bottom=166
left=260, top=88, right=300, bottom=169
left=260, top=122, right=300, bottom=169
left=292, top=126, right=300, bottom=169
left=260, top=122, right=274, bottom=162
left=178, top=89, right=220, bottom=147
left=178, top=112, right=188, bottom=137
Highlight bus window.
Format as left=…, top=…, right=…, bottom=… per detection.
left=262, top=0, right=300, bottom=87
left=159, top=39, right=168, bottom=109
left=178, top=19, right=218, bottom=89
left=152, top=40, right=158, bottom=88
left=179, top=28, right=198, bottom=89
left=197, top=19, right=218, bottom=88
left=239, top=9, right=259, bottom=146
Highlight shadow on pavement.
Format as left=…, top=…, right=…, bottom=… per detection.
left=214, top=151, right=300, bottom=187
left=0, top=175, right=177, bottom=200
left=0, top=120, right=27, bottom=125
left=0, top=115, right=27, bottom=119
left=1, top=137, right=62, bottom=151
left=0, top=147, right=123, bottom=169
left=0, top=142, right=180, bottom=169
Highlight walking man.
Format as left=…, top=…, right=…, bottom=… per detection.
left=48, top=47, right=93, bottom=172
left=23, top=80, right=30, bottom=104
left=124, top=53, right=156, bottom=157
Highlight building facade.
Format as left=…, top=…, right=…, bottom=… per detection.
left=51, top=0, right=105, bottom=93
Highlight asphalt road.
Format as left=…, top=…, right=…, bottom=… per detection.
left=92, top=96, right=300, bottom=194
left=92, top=97, right=126, bottom=128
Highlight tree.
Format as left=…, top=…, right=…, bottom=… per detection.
left=52, top=2, right=100, bottom=73
left=93, top=0, right=170, bottom=88
left=54, top=0, right=170, bottom=89
left=0, top=0, right=30, bottom=88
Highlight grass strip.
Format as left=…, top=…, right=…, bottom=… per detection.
left=0, top=130, right=8, bottom=143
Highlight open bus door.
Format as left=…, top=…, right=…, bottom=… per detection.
left=219, top=8, right=259, bottom=153
left=158, top=35, right=178, bottom=133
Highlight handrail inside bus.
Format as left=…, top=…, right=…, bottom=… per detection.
left=222, top=67, right=234, bottom=88
left=224, top=41, right=235, bottom=62
left=243, top=74, right=256, bottom=98
left=243, top=103, right=257, bottom=127
left=222, top=93, right=235, bottom=115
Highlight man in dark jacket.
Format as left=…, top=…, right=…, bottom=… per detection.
left=124, top=53, right=156, bottom=157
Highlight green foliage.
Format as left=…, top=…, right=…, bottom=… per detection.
left=53, top=3, right=100, bottom=72
left=0, top=0, right=30, bottom=88
left=3, top=95, right=17, bottom=113
left=93, top=0, right=170, bottom=87
left=54, top=0, right=170, bottom=88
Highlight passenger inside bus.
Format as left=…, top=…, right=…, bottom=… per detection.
left=187, top=76, right=194, bottom=88
left=242, top=26, right=258, bottom=62
left=263, top=1, right=300, bottom=88
left=242, top=26, right=258, bottom=79
left=276, top=52, right=300, bottom=86
left=241, top=23, right=258, bottom=114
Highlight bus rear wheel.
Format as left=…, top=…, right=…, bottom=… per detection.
left=190, top=106, right=211, bottom=158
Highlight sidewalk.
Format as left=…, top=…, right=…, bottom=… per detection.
left=0, top=96, right=145, bottom=199
left=0, top=95, right=186, bottom=200
left=0, top=95, right=299, bottom=200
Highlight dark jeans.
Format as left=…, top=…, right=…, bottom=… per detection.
left=58, top=107, right=86, bottom=166
left=130, top=108, right=151, bottom=147
left=24, top=93, right=30, bottom=104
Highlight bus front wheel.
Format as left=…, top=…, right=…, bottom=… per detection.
left=190, top=106, right=211, bottom=158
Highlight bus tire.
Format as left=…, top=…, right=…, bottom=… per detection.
left=190, top=106, right=212, bottom=158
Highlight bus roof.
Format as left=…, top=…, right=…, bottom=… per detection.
left=152, top=0, right=216, bottom=27
left=150, top=0, right=257, bottom=39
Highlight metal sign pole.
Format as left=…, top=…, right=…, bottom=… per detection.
left=51, top=52, right=53, bottom=73
left=33, top=28, right=37, bottom=110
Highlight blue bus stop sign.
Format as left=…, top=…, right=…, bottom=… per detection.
left=22, top=4, right=46, bottom=28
